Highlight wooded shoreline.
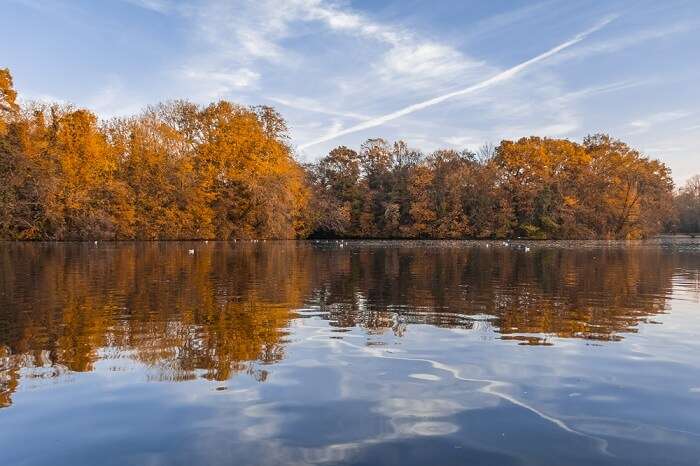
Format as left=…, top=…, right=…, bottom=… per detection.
left=2, top=68, right=698, bottom=241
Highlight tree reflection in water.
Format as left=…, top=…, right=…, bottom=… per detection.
left=0, top=241, right=691, bottom=407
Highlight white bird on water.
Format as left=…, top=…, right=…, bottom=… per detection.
left=524, top=247, right=531, bottom=252
left=188, top=249, right=195, bottom=255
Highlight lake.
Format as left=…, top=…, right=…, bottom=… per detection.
left=1, top=240, right=699, bottom=466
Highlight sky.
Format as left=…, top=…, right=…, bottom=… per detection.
left=2, top=0, right=699, bottom=184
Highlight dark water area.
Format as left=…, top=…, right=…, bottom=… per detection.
left=1, top=240, right=700, bottom=466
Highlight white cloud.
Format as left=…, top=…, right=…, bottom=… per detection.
left=552, top=20, right=700, bottom=63
left=643, top=146, right=688, bottom=153
left=183, top=68, right=261, bottom=98
left=300, top=1, right=484, bottom=89
left=627, top=110, right=692, bottom=134
left=122, top=0, right=172, bottom=13
left=443, top=135, right=479, bottom=148
left=553, top=79, right=650, bottom=103
left=20, top=78, right=143, bottom=119
left=85, top=79, right=145, bottom=118
left=380, top=42, right=481, bottom=86
left=120, top=1, right=600, bottom=150
left=115, top=1, right=697, bottom=187
left=460, top=1, right=555, bottom=41
left=137, top=0, right=486, bottom=100
left=18, top=92, right=68, bottom=107
left=298, top=16, right=614, bottom=150
left=268, top=96, right=371, bottom=120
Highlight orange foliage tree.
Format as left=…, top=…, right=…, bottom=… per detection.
left=0, top=69, right=309, bottom=240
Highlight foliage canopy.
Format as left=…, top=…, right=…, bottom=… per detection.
left=0, top=68, right=684, bottom=240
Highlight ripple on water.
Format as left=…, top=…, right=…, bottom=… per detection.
left=404, top=421, right=460, bottom=436
left=409, top=373, right=441, bottom=381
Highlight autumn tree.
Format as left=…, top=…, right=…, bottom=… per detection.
left=403, top=149, right=511, bottom=238
left=0, top=68, right=19, bottom=132
left=583, top=134, right=674, bottom=239
left=490, top=135, right=674, bottom=239
left=1, top=68, right=311, bottom=240
left=0, top=69, right=26, bottom=237
left=109, top=101, right=310, bottom=239
left=0, top=106, right=49, bottom=238
left=674, top=175, right=700, bottom=234
left=45, top=108, right=135, bottom=238
left=308, top=139, right=424, bottom=238
left=198, top=101, right=308, bottom=239
left=0, top=68, right=21, bottom=235
left=493, top=137, right=597, bottom=238
left=307, top=146, right=363, bottom=236
left=109, top=101, right=214, bottom=239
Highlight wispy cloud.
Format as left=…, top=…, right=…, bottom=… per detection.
left=553, top=79, right=650, bottom=103
left=268, top=96, right=372, bottom=120
left=127, top=0, right=488, bottom=98
left=460, top=1, right=556, bottom=42
left=643, top=146, right=688, bottom=153
left=494, top=79, right=650, bottom=124
left=298, top=16, right=616, bottom=150
left=122, top=0, right=172, bottom=13
left=183, top=68, right=261, bottom=99
left=120, top=1, right=607, bottom=148
left=18, top=92, right=68, bottom=107
left=627, top=110, right=692, bottom=134
left=552, top=20, right=700, bottom=63
left=85, top=78, right=146, bottom=118
left=7, top=0, right=698, bottom=184
left=22, top=78, right=144, bottom=119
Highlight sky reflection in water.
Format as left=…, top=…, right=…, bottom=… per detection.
left=1, top=240, right=700, bottom=465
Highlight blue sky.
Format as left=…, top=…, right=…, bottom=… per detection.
left=3, top=0, right=699, bottom=183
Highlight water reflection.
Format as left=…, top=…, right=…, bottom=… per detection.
left=309, top=244, right=677, bottom=344
left=1, top=240, right=694, bottom=410
left=0, top=242, right=310, bottom=407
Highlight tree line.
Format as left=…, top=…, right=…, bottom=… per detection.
left=307, top=136, right=679, bottom=239
left=0, top=68, right=694, bottom=240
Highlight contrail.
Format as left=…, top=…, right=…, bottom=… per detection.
left=298, top=16, right=616, bottom=150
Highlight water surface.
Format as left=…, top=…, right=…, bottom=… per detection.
left=1, top=240, right=700, bottom=465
